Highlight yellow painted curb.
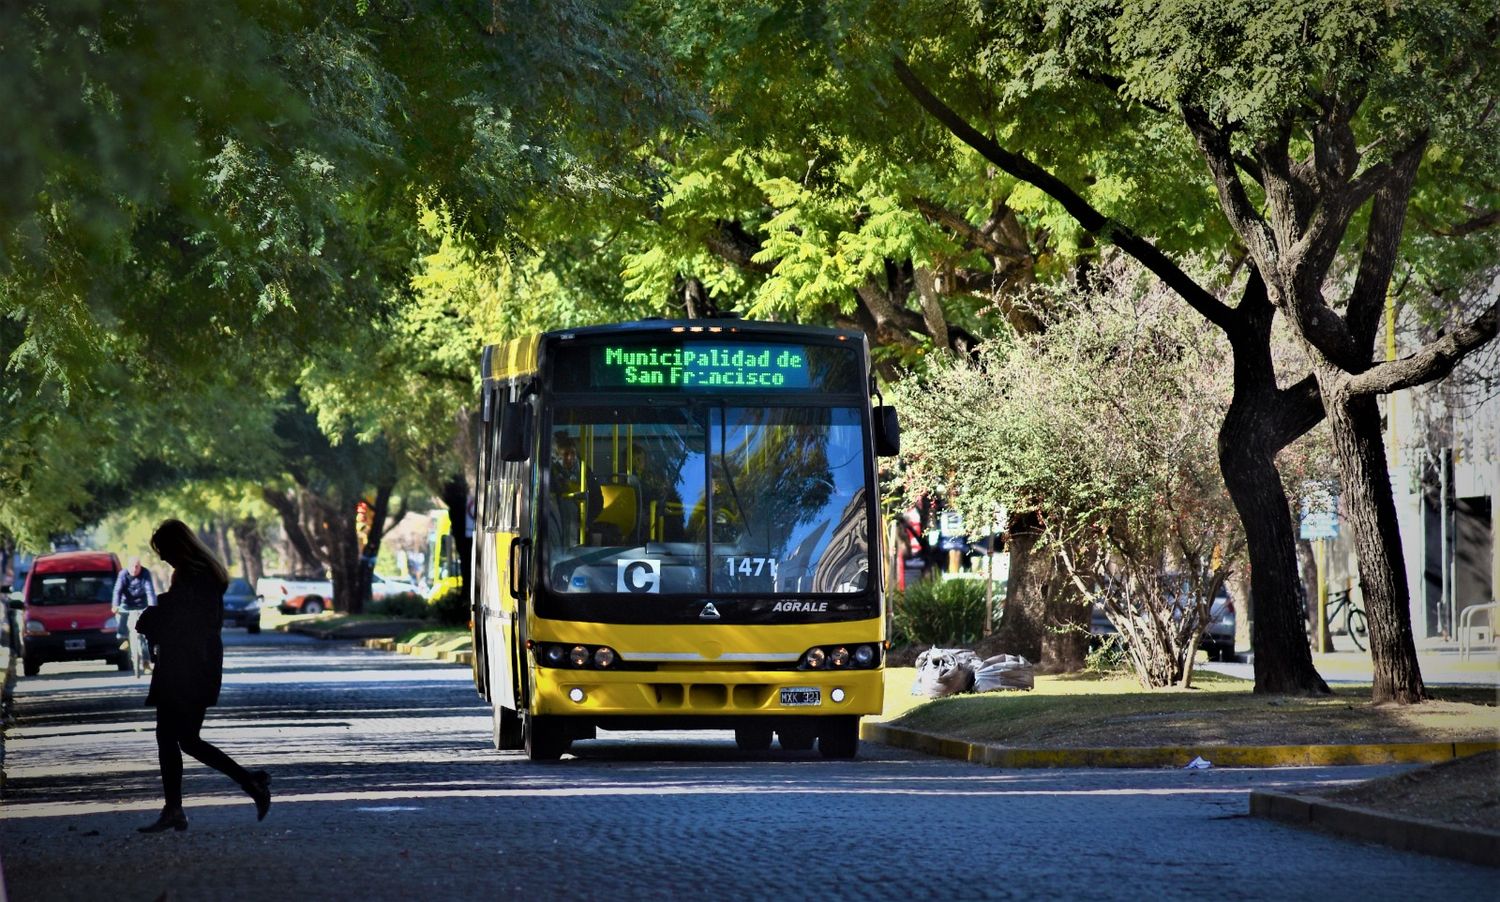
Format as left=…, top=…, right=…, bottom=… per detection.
left=862, top=723, right=1500, bottom=769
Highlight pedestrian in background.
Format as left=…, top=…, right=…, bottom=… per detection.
left=135, top=519, right=271, bottom=833
left=112, top=556, right=157, bottom=677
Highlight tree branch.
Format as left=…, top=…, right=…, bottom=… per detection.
left=912, top=196, right=1029, bottom=259
left=1345, top=299, right=1500, bottom=396
left=1182, top=104, right=1274, bottom=263
left=1347, top=138, right=1428, bottom=353
left=1272, top=374, right=1326, bottom=446
left=893, top=57, right=1238, bottom=333
left=1425, top=207, right=1500, bottom=238
left=704, top=220, right=773, bottom=274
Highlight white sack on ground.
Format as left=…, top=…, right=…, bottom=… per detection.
left=972, top=653, right=1034, bottom=692
left=910, top=648, right=979, bottom=698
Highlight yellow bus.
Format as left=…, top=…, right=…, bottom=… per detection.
left=424, top=510, right=463, bottom=603
left=472, top=320, right=900, bottom=760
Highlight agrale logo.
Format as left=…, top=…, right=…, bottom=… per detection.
left=771, top=601, right=827, bottom=613
left=700, top=603, right=721, bottom=620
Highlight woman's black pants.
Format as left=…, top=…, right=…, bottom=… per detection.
left=155, top=704, right=253, bottom=809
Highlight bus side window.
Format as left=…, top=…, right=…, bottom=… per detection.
left=482, top=383, right=503, bottom=533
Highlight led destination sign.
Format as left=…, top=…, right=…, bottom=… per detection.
left=594, top=343, right=812, bottom=390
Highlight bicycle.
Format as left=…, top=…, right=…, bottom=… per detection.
left=1324, top=588, right=1369, bottom=652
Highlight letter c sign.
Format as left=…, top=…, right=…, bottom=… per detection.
left=617, top=559, right=662, bottom=594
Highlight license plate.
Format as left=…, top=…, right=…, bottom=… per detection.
left=779, top=687, right=821, bottom=707
left=64, top=639, right=85, bottom=651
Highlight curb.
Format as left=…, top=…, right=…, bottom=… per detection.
left=862, top=723, right=1500, bottom=769
left=288, top=619, right=424, bottom=641
left=0, top=634, right=13, bottom=796
left=363, top=635, right=472, bottom=666
left=1250, top=789, right=1500, bottom=869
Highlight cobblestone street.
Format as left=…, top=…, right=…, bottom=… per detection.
left=2, top=632, right=1493, bottom=901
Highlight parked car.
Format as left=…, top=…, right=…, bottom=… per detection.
left=371, top=575, right=421, bottom=600
left=12, top=551, right=129, bottom=675
left=222, top=578, right=262, bottom=633
left=1091, top=582, right=1237, bottom=662
left=257, top=574, right=334, bottom=614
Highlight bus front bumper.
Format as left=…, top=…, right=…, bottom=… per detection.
left=531, top=667, right=883, bottom=719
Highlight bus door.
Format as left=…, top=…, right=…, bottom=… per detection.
left=479, top=378, right=535, bottom=747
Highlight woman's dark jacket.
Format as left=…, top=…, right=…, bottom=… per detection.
left=136, top=567, right=225, bottom=709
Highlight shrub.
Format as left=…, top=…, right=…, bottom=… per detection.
left=890, top=577, right=994, bottom=647
left=1084, top=633, right=1130, bottom=675
left=428, top=585, right=470, bottom=626
left=370, top=592, right=429, bottom=620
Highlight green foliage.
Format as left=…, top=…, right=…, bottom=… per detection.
left=1084, top=634, right=1130, bottom=676
left=0, top=1, right=682, bottom=542
left=428, top=585, right=470, bottom=627
left=891, top=260, right=1251, bottom=686
left=890, top=576, right=993, bottom=647
left=370, top=592, right=430, bottom=620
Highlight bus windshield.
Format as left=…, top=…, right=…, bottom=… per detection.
left=544, top=405, right=868, bottom=596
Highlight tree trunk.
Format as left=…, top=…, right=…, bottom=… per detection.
left=1038, top=580, right=1089, bottom=674
left=232, top=517, right=265, bottom=585
left=262, top=488, right=322, bottom=575
left=1219, top=392, right=1331, bottom=695
left=309, top=496, right=363, bottom=615
left=991, top=511, right=1047, bottom=661
left=1323, top=385, right=1428, bottom=703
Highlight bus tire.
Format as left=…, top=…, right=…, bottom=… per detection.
left=818, top=716, right=859, bottom=759
left=302, top=597, right=324, bottom=615
left=524, top=714, right=569, bottom=761
left=493, top=703, right=523, bottom=751
left=777, top=724, right=816, bottom=752
left=734, top=725, right=773, bottom=752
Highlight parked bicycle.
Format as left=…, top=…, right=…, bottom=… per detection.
left=1325, top=588, right=1369, bottom=652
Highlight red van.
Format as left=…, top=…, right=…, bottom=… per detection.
left=16, top=551, right=129, bottom=676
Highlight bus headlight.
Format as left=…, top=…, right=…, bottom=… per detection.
left=25, top=620, right=47, bottom=636
left=800, top=643, right=880, bottom=670
left=102, top=616, right=119, bottom=631
left=539, top=642, right=625, bottom=669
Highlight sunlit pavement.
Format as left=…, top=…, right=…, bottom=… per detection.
left=2, top=632, right=1495, bottom=901
left=1203, top=645, right=1500, bottom=687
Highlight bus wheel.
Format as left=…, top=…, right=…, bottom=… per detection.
left=524, top=714, right=570, bottom=761
left=493, top=703, right=523, bottom=751
left=777, top=724, right=816, bottom=752
left=734, top=725, right=773, bottom=752
left=22, top=654, right=40, bottom=677
left=302, top=597, right=324, bottom=615
left=818, top=716, right=859, bottom=759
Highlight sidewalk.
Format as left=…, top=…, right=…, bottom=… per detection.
left=1203, top=645, right=1500, bottom=687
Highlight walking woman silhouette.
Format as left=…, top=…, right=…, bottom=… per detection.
left=135, top=519, right=271, bottom=832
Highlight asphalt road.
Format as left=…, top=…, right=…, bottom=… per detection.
left=2, top=632, right=1494, bottom=901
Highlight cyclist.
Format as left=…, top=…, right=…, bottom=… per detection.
left=112, top=556, right=158, bottom=677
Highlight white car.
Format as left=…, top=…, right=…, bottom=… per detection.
left=256, top=574, right=335, bottom=614
left=370, top=575, right=422, bottom=600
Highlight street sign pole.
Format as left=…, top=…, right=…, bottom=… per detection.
left=1316, top=538, right=1331, bottom=653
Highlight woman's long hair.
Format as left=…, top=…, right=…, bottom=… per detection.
left=150, top=519, right=230, bottom=588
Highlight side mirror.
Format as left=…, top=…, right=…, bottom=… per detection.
left=7, top=599, right=24, bottom=612
left=874, top=405, right=901, bottom=457
left=499, top=401, right=534, bottom=462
